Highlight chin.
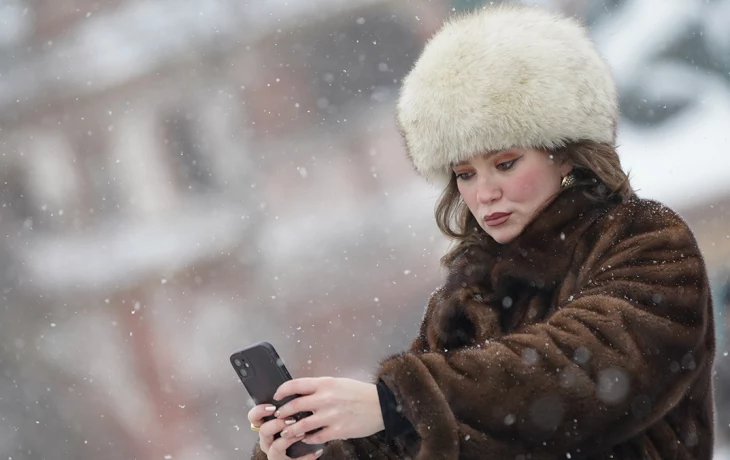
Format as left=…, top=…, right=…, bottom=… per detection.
left=485, top=230, right=516, bottom=244
left=483, top=225, right=522, bottom=244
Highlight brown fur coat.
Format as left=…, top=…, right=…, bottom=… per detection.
left=252, top=187, right=715, bottom=459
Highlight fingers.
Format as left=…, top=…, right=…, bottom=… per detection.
left=302, top=426, right=337, bottom=445
left=248, top=404, right=277, bottom=426
left=274, top=377, right=328, bottom=401
left=278, top=411, right=328, bottom=439
left=259, top=417, right=294, bottom=441
left=274, top=394, right=322, bottom=420
left=259, top=417, right=305, bottom=455
left=249, top=405, right=282, bottom=455
left=269, top=434, right=323, bottom=460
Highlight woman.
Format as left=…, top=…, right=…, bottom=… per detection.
left=248, top=4, right=716, bottom=459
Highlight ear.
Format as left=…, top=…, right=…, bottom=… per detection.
left=559, top=160, right=573, bottom=176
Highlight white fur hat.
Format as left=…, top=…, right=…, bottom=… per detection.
left=397, top=4, right=618, bottom=185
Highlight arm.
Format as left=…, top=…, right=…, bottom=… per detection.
left=377, top=202, right=713, bottom=458
left=253, top=261, right=506, bottom=459
left=249, top=289, right=443, bottom=460
left=377, top=380, right=415, bottom=439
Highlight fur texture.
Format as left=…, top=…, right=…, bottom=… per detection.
left=250, top=187, right=715, bottom=460
left=397, top=4, right=619, bottom=185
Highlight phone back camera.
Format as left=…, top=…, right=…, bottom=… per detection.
left=239, top=367, right=248, bottom=377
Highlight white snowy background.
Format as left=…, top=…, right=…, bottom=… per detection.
left=0, top=0, right=728, bottom=458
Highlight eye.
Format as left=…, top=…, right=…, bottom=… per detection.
left=496, top=158, right=519, bottom=171
left=455, top=172, right=474, bottom=181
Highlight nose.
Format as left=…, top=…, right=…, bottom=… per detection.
left=475, top=176, right=501, bottom=204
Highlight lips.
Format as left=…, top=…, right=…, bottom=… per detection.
left=484, top=212, right=511, bottom=227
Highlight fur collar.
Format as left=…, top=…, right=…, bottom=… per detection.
left=428, top=187, right=618, bottom=351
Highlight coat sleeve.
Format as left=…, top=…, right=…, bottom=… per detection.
left=376, top=202, right=714, bottom=459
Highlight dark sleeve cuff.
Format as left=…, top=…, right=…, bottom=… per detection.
left=376, top=379, right=415, bottom=440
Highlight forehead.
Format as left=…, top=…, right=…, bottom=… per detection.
left=452, top=150, right=501, bottom=167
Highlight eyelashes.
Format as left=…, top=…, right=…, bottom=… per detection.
left=454, top=156, right=521, bottom=181
left=455, top=172, right=474, bottom=181
left=496, top=158, right=519, bottom=171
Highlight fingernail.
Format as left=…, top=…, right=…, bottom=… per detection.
left=274, top=410, right=281, bottom=418
left=265, top=406, right=276, bottom=412
left=315, top=449, right=324, bottom=457
left=281, top=429, right=289, bottom=437
left=285, top=419, right=296, bottom=425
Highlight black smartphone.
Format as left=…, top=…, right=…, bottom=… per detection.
left=230, top=341, right=325, bottom=458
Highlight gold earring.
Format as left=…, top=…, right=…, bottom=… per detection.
left=561, top=173, right=575, bottom=188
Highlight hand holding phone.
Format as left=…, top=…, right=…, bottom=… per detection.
left=230, top=342, right=326, bottom=458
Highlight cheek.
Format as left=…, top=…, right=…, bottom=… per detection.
left=504, top=168, right=548, bottom=202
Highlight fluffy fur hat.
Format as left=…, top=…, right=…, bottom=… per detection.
left=397, top=4, right=618, bottom=185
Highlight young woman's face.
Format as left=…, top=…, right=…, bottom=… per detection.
left=453, top=148, right=572, bottom=244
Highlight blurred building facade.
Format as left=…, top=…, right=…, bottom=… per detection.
left=0, top=0, right=445, bottom=458
left=0, top=0, right=729, bottom=459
